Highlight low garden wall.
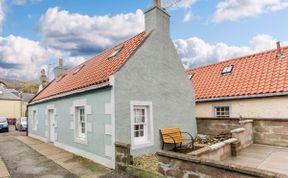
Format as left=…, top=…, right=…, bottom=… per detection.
left=197, top=117, right=241, bottom=136
left=253, top=118, right=288, bottom=147
left=157, top=151, right=286, bottom=178
left=197, top=117, right=288, bottom=148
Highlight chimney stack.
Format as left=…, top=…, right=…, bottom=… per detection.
left=53, top=58, right=66, bottom=78
left=145, top=0, right=170, bottom=35
left=276, top=41, right=285, bottom=59
left=37, top=69, right=48, bottom=93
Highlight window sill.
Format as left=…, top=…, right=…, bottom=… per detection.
left=74, top=137, right=88, bottom=145
left=132, top=141, right=153, bottom=150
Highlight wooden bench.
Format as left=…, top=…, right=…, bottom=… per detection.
left=160, top=128, right=194, bottom=151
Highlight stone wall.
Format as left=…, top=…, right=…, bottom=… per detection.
left=189, top=138, right=238, bottom=161
left=231, top=120, right=253, bottom=149
left=197, top=117, right=240, bottom=136
left=157, top=151, right=285, bottom=178
left=197, top=117, right=288, bottom=148
left=115, top=142, right=131, bottom=170
left=253, top=118, right=288, bottom=147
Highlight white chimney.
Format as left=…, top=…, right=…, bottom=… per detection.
left=53, top=58, right=66, bottom=78
left=145, top=0, right=170, bottom=35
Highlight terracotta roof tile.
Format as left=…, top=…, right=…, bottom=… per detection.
left=32, top=32, right=148, bottom=102
left=187, top=46, right=288, bottom=100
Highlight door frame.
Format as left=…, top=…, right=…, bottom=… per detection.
left=48, top=109, right=55, bottom=143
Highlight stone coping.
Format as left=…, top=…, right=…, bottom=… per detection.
left=197, top=117, right=288, bottom=122
left=189, top=138, right=238, bottom=156
left=157, top=151, right=287, bottom=178
left=239, top=120, right=253, bottom=124
left=230, top=128, right=245, bottom=133
left=115, top=141, right=131, bottom=149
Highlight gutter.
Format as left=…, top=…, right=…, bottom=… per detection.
left=196, top=91, right=288, bottom=103
left=29, top=81, right=110, bottom=105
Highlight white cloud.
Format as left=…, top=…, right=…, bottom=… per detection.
left=0, top=0, right=6, bottom=31
left=39, top=7, right=144, bottom=55
left=183, top=11, right=192, bottom=22
left=0, top=35, right=51, bottom=79
left=174, top=34, right=288, bottom=69
left=213, top=0, right=288, bottom=23
left=12, top=0, right=42, bottom=5
left=164, top=0, right=197, bottom=9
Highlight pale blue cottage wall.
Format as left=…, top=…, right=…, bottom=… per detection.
left=114, top=7, right=197, bottom=156
left=28, top=87, right=113, bottom=164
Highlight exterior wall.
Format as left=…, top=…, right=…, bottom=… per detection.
left=28, top=87, right=114, bottom=168
left=0, top=100, right=22, bottom=118
left=114, top=28, right=196, bottom=155
left=197, top=118, right=240, bottom=135
left=254, top=118, right=288, bottom=147
left=196, top=96, right=288, bottom=118
left=157, top=151, right=284, bottom=178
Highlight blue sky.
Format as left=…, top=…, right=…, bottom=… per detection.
left=1, top=0, right=288, bottom=80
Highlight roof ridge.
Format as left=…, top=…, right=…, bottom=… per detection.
left=187, top=45, right=288, bottom=73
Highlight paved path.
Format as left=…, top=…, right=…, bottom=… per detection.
left=16, top=136, right=112, bottom=178
left=224, top=144, right=288, bottom=176
left=0, top=156, right=9, bottom=178
left=0, top=126, right=77, bottom=178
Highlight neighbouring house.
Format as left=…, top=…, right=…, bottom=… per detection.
left=28, top=0, right=196, bottom=169
left=187, top=42, right=288, bottom=119
left=0, top=86, right=26, bottom=119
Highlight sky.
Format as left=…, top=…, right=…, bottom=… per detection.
left=0, top=0, right=288, bottom=81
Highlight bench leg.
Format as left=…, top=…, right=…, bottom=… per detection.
left=162, top=142, right=164, bottom=150
left=173, top=143, right=177, bottom=152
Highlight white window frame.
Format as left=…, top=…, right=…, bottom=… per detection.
left=130, top=101, right=154, bottom=150
left=214, top=106, right=230, bottom=118
left=32, top=109, right=37, bottom=131
left=75, top=106, right=87, bottom=141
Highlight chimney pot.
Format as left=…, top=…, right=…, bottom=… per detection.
left=154, top=0, right=161, bottom=7
left=276, top=41, right=281, bottom=53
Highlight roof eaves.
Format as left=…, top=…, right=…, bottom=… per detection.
left=29, top=81, right=110, bottom=105
left=186, top=46, right=288, bottom=73
left=196, top=91, right=288, bottom=103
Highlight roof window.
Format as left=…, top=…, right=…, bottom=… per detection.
left=73, top=65, right=85, bottom=75
left=108, top=45, right=124, bottom=59
left=188, top=74, right=194, bottom=80
left=222, top=65, right=233, bottom=74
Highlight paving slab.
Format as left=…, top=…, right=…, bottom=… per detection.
left=0, top=134, right=77, bottom=178
left=16, top=136, right=112, bottom=178
left=0, top=156, right=10, bottom=178
left=224, top=144, right=288, bottom=176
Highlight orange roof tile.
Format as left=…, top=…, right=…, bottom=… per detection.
left=187, top=46, right=288, bottom=101
left=32, top=32, right=148, bottom=102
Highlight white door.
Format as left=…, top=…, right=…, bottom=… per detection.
left=48, top=109, right=55, bottom=143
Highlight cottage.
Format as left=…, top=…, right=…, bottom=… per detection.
left=0, top=86, right=25, bottom=119
left=28, top=0, right=197, bottom=169
left=188, top=42, right=288, bottom=119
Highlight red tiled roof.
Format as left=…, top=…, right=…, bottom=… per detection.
left=32, top=32, right=148, bottom=102
left=187, top=46, right=288, bottom=101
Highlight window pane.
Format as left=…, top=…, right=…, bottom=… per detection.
left=140, top=131, right=144, bottom=136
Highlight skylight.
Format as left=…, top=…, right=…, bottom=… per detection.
left=108, top=45, right=124, bottom=59
left=73, top=65, right=85, bottom=75
left=188, top=74, right=194, bottom=80
left=222, top=65, right=233, bottom=74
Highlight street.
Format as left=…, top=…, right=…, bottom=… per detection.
left=0, top=126, right=77, bottom=178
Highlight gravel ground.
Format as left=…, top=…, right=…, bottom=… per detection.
left=133, top=154, right=158, bottom=172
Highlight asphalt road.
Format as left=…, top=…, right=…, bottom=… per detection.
left=0, top=125, right=77, bottom=178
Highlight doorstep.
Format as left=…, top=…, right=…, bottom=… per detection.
left=16, top=136, right=112, bottom=178
left=0, top=156, right=10, bottom=178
